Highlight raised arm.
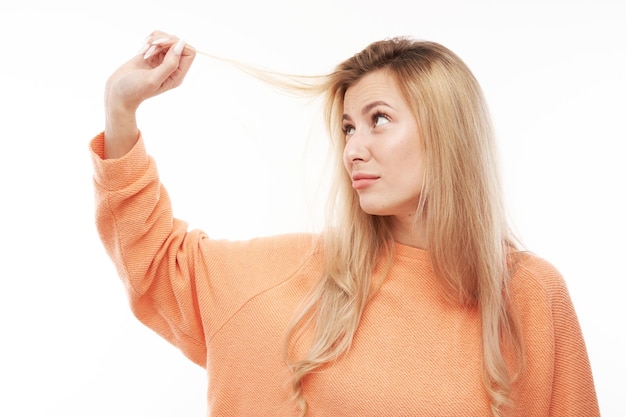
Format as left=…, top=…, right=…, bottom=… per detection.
left=103, top=31, right=195, bottom=159
left=91, top=32, right=209, bottom=366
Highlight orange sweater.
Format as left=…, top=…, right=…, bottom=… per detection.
left=91, top=133, right=600, bottom=416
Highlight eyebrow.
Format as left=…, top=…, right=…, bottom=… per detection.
left=342, top=100, right=390, bottom=121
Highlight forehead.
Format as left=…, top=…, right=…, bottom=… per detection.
left=343, top=69, right=404, bottom=108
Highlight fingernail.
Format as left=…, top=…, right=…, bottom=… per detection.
left=173, top=39, right=185, bottom=55
left=143, top=44, right=157, bottom=59
left=137, top=43, right=149, bottom=55
left=152, top=37, right=170, bottom=45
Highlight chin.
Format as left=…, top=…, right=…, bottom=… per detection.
left=358, top=198, right=418, bottom=218
left=358, top=204, right=391, bottom=217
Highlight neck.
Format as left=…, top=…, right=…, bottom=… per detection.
left=390, top=214, right=428, bottom=249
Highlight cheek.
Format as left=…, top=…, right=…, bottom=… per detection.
left=396, top=147, right=425, bottom=186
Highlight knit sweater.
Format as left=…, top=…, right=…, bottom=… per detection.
left=90, top=132, right=600, bottom=416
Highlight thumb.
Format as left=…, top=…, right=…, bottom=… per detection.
left=150, top=39, right=187, bottom=90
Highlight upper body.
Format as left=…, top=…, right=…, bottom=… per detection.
left=93, top=31, right=600, bottom=416
left=91, top=131, right=599, bottom=416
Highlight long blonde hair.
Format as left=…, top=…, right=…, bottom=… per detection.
left=280, top=38, right=523, bottom=416
left=201, top=37, right=523, bottom=416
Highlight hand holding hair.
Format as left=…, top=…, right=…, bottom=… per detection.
left=103, top=30, right=196, bottom=159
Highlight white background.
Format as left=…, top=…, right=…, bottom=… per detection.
left=0, top=0, right=624, bottom=415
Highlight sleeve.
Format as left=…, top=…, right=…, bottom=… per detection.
left=90, top=132, right=207, bottom=367
left=548, top=274, right=600, bottom=416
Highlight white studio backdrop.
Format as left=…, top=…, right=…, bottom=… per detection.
left=0, top=0, right=624, bottom=415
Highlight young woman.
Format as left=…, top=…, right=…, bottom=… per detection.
left=91, top=31, right=600, bottom=416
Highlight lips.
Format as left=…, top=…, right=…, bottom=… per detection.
left=351, top=173, right=380, bottom=190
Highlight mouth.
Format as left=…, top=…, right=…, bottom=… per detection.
left=351, top=174, right=380, bottom=190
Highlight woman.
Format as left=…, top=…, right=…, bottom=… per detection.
left=91, top=31, right=599, bottom=416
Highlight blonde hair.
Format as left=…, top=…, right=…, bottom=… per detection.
left=202, top=37, right=523, bottom=416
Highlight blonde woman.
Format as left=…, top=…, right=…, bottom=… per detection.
left=91, top=31, right=599, bottom=416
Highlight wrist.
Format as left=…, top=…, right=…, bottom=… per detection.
left=104, top=108, right=139, bottom=159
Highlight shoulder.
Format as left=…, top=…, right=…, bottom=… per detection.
left=508, top=251, right=573, bottom=311
left=513, top=252, right=564, bottom=287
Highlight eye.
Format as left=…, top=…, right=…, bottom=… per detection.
left=343, top=124, right=356, bottom=136
left=373, top=112, right=390, bottom=127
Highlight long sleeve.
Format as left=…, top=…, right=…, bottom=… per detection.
left=512, top=256, right=600, bottom=416
left=548, top=274, right=600, bottom=416
left=90, top=132, right=207, bottom=367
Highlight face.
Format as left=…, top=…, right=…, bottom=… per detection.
left=342, top=69, right=425, bottom=219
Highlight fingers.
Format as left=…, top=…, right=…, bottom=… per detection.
left=138, top=31, right=196, bottom=92
left=171, top=39, right=196, bottom=83
left=137, top=30, right=171, bottom=58
left=141, top=36, right=175, bottom=60
left=138, top=31, right=193, bottom=60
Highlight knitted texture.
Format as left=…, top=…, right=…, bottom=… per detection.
left=91, top=132, right=600, bottom=416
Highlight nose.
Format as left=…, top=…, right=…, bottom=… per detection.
left=343, top=132, right=371, bottom=167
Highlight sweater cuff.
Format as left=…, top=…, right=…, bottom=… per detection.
left=89, top=131, right=151, bottom=191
